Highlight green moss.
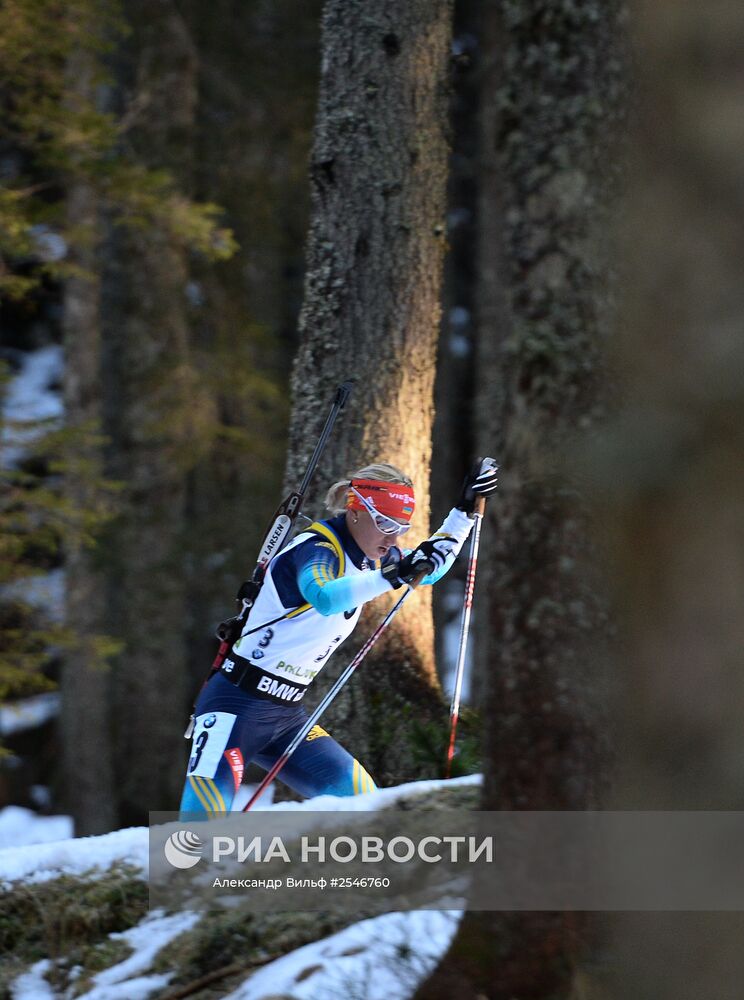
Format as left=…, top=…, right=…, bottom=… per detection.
left=0, top=864, right=147, bottom=965
left=0, top=788, right=481, bottom=998
left=157, top=908, right=354, bottom=990
left=390, top=783, right=481, bottom=813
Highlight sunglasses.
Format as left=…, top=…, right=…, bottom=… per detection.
left=350, top=486, right=411, bottom=536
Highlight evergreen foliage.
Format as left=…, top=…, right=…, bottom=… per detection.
left=0, top=0, right=238, bottom=716
left=0, top=392, right=123, bottom=703
left=0, top=0, right=236, bottom=301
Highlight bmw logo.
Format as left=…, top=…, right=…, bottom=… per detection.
left=203, top=714, right=217, bottom=729
left=252, top=649, right=265, bottom=660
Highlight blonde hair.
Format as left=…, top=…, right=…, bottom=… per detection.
left=325, top=462, right=414, bottom=514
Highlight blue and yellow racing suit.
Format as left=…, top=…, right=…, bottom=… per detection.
left=179, top=508, right=472, bottom=815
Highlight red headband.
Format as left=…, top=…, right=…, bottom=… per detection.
left=346, top=479, right=416, bottom=522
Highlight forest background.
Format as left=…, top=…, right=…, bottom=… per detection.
left=1, top=0, right=744, bottom=997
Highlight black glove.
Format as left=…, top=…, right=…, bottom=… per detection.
left=457, top=456, right=499, bottom=514
left=381, top=538, right=456, bottom=589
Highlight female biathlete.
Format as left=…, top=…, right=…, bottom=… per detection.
left=179, top=460, right=497, bottom=816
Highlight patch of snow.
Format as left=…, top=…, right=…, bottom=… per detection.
left=0, top=806, right=73, bottom=849
left=0, top=691, right=61, bottom=737
left=82, top=972, right=173, bottom=1000
left=76, top=910, right=199, bottom=1000
left=80, top=975, right=174, bottom=1000
left=448, top=305, right=470, bottom=329
left=0, top=775, right=481, bottom=885
left=1, top=345, right=64, bottom=466
left=9, top=959, right=54, bottom=1000
left=224, top=909, right=462, bottom=1000
left=30, top=785, right=52, bottom=809
left=11, top=913, right=198, bottom=1000
left=0, top=824, right=150, bottom=887
left=0, top=568, right=66, bottom=623
left=232, top=781, right=274, bottom=811
left=448, top=332, right=471, bottom=358
left=3, top=779, right=479, bottom=1000
left=241, top=773, right=481, bottom=815
left=440, top=579, right=473, bottom=701
left=1, top=345, right=63, bottom=423
left=30, top=225, right=68, bottom=263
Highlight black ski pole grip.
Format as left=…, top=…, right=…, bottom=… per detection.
left=335, top=379, right=355, bottom=408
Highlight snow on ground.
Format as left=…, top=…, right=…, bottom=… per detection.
left=223, top=909, right=462, bottom=1000
left=0, top=774, right=481, bottom=885
left=74, top=910, right=200, bottom=1000
left=10, top=907, right=461, bottom=1000
left=0, top=824, right=150, bottom=887
left=232, top=781, right=274, bottom=811
left=10, top=958, right=55, bottom=1000
left=0, top=806, right=72, bottom=849
left=3, top=777, right=479, bottom=1000
left=9, top=912, right=198, bottom=1000
left=0, top=691, right=61, bottom=738
left=232, top=772, right=481, bottom=816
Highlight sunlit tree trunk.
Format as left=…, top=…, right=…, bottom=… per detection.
left=418, top=0, right=626, bottom=996
left=285, top=0, right=455, bottom=783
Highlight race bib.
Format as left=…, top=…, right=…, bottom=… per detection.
left=187, top=711, right=236, bottom=778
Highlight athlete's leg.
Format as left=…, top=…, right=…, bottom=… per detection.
left=255, top=722, right=377, bottom=799
left=179, top=709, right=244, bottom=817
left=179, top=674, right=278, bottom=818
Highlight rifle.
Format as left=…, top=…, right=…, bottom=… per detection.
left=184, top=380, right=354, bottom=738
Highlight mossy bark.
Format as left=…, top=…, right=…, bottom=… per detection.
left=417, top=1, right=627, bottom=996
left=284, top=0, right=455, bottom=784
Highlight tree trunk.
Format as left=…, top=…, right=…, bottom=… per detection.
left=99, top=0, right=199, bottom=824
left=62, top=172, right=118, bottom=834
left=417, top=1, right=626, bottom=996
left=592, top=0, right=744, bottom=995
left=61, top=0, right=324, bottom=828
left=285, top=0, right=455, bottom=784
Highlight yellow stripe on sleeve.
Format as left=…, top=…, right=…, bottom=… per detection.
left=308, top=522, right=346, bottom=576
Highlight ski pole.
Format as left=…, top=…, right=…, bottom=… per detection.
left=242, top=578, right=423, bottom=812
left=445, top=494, right=486, bottom=778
